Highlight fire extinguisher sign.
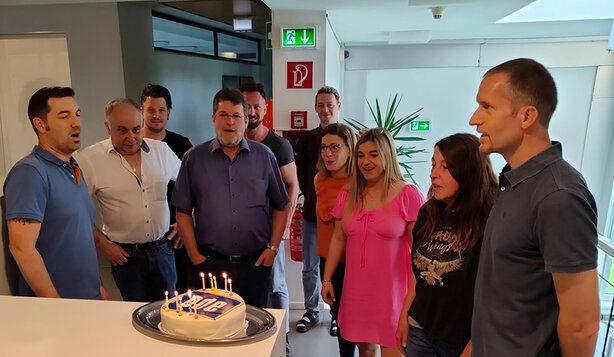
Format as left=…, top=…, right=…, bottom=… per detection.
left=287, top=61, right=313, bottom=89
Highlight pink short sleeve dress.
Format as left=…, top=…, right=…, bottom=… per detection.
left=330, top=184, right=424, bottom=347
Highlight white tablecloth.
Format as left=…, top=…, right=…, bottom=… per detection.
left=0, top=295, right=286, bottom=357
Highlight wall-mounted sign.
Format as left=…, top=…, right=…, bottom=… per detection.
left=410, top=121, right=430, bottom=131
left=287, top=61, right=313, bottom=89
left=281, top=27, right=316, bottom=48
left=291, top=111, right=307, bottom=129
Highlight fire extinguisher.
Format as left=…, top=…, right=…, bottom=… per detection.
left=289, top=204, right=303, bottom=262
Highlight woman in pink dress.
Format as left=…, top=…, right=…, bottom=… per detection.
left=322, top=128, right=425, bottom=357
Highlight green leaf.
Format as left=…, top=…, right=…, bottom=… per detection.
left=375, top=98, right=383, bottom=127
left=395, top=137, right=427, bottom=141
left=344, top=117, right=368, bottom=132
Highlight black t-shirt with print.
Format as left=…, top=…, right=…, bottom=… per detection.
left=408, top=205, right=483, bottom=348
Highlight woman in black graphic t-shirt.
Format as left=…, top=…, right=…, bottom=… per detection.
left=395, top=133, right=498, bottom=357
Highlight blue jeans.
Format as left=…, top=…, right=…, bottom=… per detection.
left=405, top=326, right=464, bottom=357
left=268, top=240, right=290, bottom=332
left=111, top=239, right=177, bottom=302
left=301, top=219, right=320, bottom=314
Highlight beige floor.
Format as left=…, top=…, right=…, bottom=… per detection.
left=288, top=309, right=343, bottom=357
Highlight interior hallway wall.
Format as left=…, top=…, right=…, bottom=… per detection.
left=0, top=3, right=126, bottom=147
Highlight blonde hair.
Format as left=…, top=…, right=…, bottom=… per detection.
left=316, top=123, right=357, bottom=178
left=347, top=128, right=404, bottom=212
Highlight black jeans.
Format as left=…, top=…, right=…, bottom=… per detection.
left=320, top=257, right=356, bottom=357
left=111, top=239, right=177, bottom=303
left=186, top=246, right=272, bottom=308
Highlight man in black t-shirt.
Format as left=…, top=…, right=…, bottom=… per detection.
left=241, top=82, right=298, bottom=341
left=141, top=84, right=193, bottom=292
left=295, top=86, right=341, bottom=334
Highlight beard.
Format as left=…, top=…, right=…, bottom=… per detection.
left=247, top=116, right=262, bottom=130
left=145, top=122, right=165, bottom=133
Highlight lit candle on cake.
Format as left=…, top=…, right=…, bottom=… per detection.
left=222, top=272, right=228, bottom=292
left=164, top=290, right=169, bottom=311
left=208, top=272, right=214, bottom=289
left=200, top=272, right=206, bottom=291
left=213, top=276, right=218, bottom=291
left=187, top=289, right=193, bottom=314
left=174, top=290, right=180, bottom=313
left=228, top=278, right=233, bottom=296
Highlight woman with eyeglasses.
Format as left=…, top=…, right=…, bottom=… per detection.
left=322, top=128, right=425, bottom=357
left=315, top=123, right=357, bottom=356
left=395, top=133, right=497, bottom=357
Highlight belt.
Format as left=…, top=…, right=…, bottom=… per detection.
left=198, top=245, right=266, bottom=263
left=114, top=238, right=168, bottom=251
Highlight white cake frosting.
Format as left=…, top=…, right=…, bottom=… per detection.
left=160, top=289, right=246, bottom=339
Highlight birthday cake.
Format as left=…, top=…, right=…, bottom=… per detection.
left=160, top=289, right=247, bottom=339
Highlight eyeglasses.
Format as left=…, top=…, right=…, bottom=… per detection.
left=216, top=112, right=245, bottom=121
left=320, top=144, right=344, bottom=154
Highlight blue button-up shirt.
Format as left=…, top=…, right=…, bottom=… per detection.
left=171, top=138, right=289, bottom=256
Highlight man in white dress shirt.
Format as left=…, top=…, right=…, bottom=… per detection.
left=78, top=98, right=181, bottom=302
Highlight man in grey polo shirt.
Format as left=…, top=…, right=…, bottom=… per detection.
left=469, top=58, right=599, bottom=356
left=172, top=88, right=289, bottom=308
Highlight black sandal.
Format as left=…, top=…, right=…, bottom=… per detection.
left=329, top=319, right=339, bottom=336
left=296, top=312, right=319, bottom=333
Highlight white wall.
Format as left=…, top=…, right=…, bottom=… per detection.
left=0, top=35, right=72, bottom=177
left=0, top=3, right=126, bottom=147
left=344, top=40, right=614, bottom=232
left=324, top=17, right=342, bottom=94
left=272, top=10, right=328, bottom=130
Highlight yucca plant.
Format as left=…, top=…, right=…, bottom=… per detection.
left=345, top=94, right=426, bottom=184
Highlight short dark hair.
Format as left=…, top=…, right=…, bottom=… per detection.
left=485, top=58, right=557, bottom=127
left=315, top=86, right=340, bottom=104
left=213, top=88, right=248, bottom=118
left=27, top=86, right=75, bottom=134
left=140, top=84, right=172, bottom=109
left=240, top=81, right=266, bottom=100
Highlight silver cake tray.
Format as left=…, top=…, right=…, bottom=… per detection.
left=132, top=300, right=277, bottom=344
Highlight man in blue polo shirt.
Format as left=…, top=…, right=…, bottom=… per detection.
left=470, top=58, right=599, bottom=356
left=172, top=88, right=289, bottom=308
left=4, top=86, right=102, bottom=299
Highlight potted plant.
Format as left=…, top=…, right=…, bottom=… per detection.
left=345, top=94, right=426, bottom=185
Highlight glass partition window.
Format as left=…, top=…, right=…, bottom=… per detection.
left=217, top=33, right=259, bottom=62
left=152, top=14, right=260, bottom=63
left=153, top=16, right=215, bottom=56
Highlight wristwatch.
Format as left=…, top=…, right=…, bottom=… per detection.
left=267, top=243, right=279, bottom=255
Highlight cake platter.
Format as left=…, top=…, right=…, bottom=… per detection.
left=132, top=300, right=277, bottom=344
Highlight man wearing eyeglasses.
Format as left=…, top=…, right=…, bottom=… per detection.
left=172, top=88, right=290, bottom=308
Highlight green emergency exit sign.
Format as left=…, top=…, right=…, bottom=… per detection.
left=410, top=121, right=430, bottom=131
left=281, top=27, right=316, bottom=48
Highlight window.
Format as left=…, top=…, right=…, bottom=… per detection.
left=152, top=13, right=260, bottom=64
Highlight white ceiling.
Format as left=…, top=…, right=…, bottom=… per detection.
left=262, top=0, right=614, bottom=46
left=0, top=0, right=612, bottom=46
